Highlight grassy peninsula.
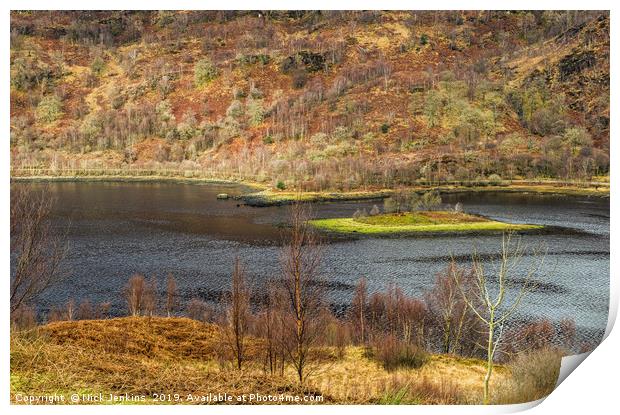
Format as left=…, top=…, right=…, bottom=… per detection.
left=310, top=211, right=543, bottom=235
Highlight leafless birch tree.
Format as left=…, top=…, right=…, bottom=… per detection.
left=425, top=261, right=478, bottom=354
left=280, top=201, right=325, bottom=384
left=166, top=273, right=177, bottom=317
left=221, top=256, right=251, bottom=370
left=124, top=273, right=146, bottom=316
left=454, top=233, right=545, bottom=404
left=10, top=184, right=66, bottom=316
left=349, top=277, right=368, bottom=344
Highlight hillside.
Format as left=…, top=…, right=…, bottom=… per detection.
left=10, top=11, right=609, bottom=190
left=10, top=316, right=534, bottom=405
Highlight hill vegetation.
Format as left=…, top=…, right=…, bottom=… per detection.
left=10, top=11, right=609, bottom=190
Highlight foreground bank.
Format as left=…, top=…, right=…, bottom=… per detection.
left=10, top=317, right=560, bottom=405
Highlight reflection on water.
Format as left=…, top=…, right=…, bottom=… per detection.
left=22, top=182, right=609, bottom=344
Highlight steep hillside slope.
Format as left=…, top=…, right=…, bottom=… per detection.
left=10, top=11, right=609, bottom=190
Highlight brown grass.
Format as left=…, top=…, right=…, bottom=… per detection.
left=11, top=317, right=520, bottom=405
left=492, top=348, right=562, bottom=404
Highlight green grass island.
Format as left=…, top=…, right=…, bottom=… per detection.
left=309, top=211, right=543, bottom=236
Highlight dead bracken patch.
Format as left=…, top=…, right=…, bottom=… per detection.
left=11, top=316, right=516, bottom=404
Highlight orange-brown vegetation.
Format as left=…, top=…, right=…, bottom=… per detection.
left=10, top=11, right=609, bottom=190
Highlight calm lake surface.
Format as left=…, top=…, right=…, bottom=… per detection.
left=27, top=182, right=610, bottom=344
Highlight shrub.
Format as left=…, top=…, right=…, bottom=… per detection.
left=291, top=69, right=307, bottom=89
left=246, top=99, right=265, bottom=126
left=563, top=126, right=592, bottom=155
left=177, top=111, right=199, bottom=140
left=419, top=191, right=442, bottom=210
left=493, top=348, right=562, bottom=404
left=372, top=335, right=428, bottom=371
left=35, top=95, right=63, bottom=123
left=156, top=100, right=175, bottom=123
left=226, top=100, right=244, bottom=118
left=90, top=56, right=105, bottom=76
left=276, top=180, right=286, bottom=190
left=194, top=58, right=219, bottom=87
left=499, top=133, right=526, bottom=156
left=381, top=123, right=390, bottom=134
left=310, top=132, right=329, bottom=146
left=249, top=86, right=263, bottom=99
left=487, top=174, right=502, bottom=185
left=186, top=298, right=215, bottom=322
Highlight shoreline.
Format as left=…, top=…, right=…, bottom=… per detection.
left=11, top=175, right=609, bottom=205
left=241, top=184, right=609, bottom=206
left=10, top=174, right=266, bottom=192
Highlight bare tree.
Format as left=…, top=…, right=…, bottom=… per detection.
left=280, top=201, right=325, bottom=384
left=454, top=233, right=545, bottom=404
left=165, top=273, right=177, bottom=317
left=77, top=299, right=93, bottom=320
left=349, top=277, right=368, bottom=344
left=425, top=261, right=478, bottom=354
left=97, top=301, right=111, bottom=319
left=257, top=280, right=285, bottom=375
left=10, top=184, right=66, bottom=316
left=65, top=299, right=75, bottom=321
left=221, top=257, right=251, bottom=370
left=124, top=273, right=146, bottom=316
left=143, top=276, right=158, bottom=316
left=186, top=298, right=215, bottom=322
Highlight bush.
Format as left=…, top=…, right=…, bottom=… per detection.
left=186, top=298, right=215, bottom=322
left=35, top=95, right=63, bottom=123
left=291, top=69, right=307, bottom=89
left=493, top=348, right=562, bottom=404
left=372, top=335, right=428, bottom=371
left=419, top=191, right=442, bottom=210
left=381, top=123, right=390, bottom=134
left=246, top=99, right=265, bottom=126
left=226, top=100, right=244, bottom=118
left=563, top=127, right=592, bottom=155
left=194, top=58, right=219, bottom=87
left=90, top=56, right=105, bottom=76
left=487, top=174, right=502, bottom=185
left=276, top=180, right=286, bottom=190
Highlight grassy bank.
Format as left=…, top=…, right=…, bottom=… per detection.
left=241, top=189, right=394, bottom=206
left=10, top=317, right=515, bottom=405
left=310, top=211, right=543, bottom=236
left=242, top=183, right=608, bottom=206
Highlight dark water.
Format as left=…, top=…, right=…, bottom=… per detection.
left=26, top=182, right=609, bottom=344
